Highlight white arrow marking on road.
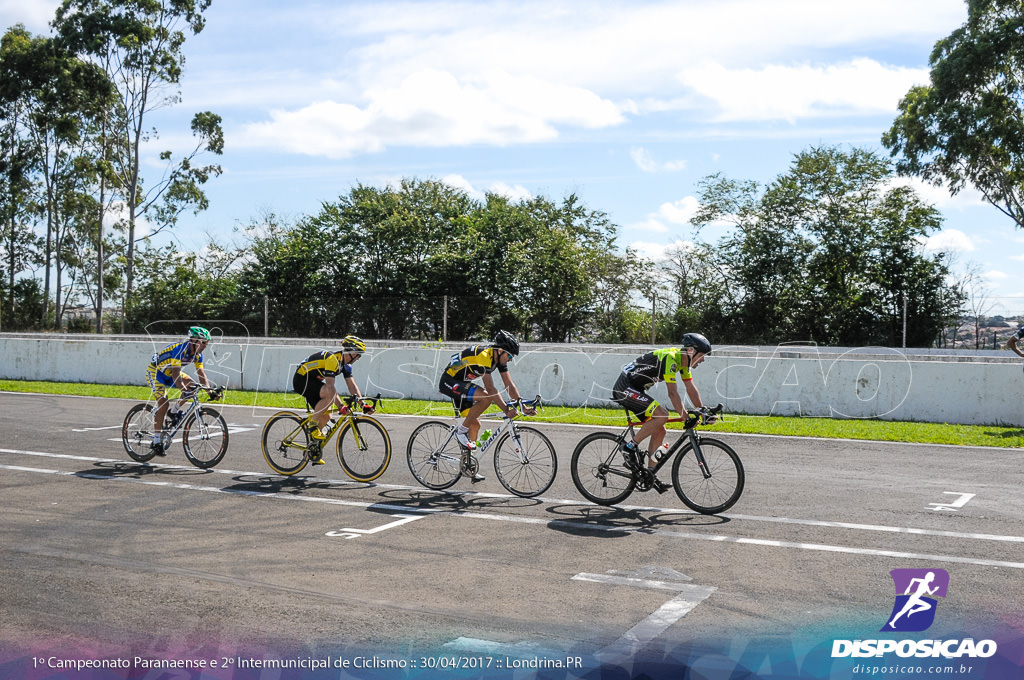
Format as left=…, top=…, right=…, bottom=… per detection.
left=572, top=569, right=716, bottom=663
left=326, top=514, right=424, bottom=539
left=928, top=492, right=976, bottom=512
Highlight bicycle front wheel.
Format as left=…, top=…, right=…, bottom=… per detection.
left=183, top=407, right=229, bottom=469
left=122, top=403, right=158, bottom=463
left=671, top=437, right=744, bottom=514
left=337, top=416, right=392, bottom=482
left=493, top=426, right=557, bottom=497
left=261, top=411, right=310, bottom=475
left=406, top=421, right=462, bottom=490
left=570, top=432, right=636, bottom=506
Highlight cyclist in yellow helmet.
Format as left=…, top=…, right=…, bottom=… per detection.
left=292, top=335, right=369, bottom=462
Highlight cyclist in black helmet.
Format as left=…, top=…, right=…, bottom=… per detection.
left=610, top=333, right=714, bottom=492
left=439, top=330, right=535, bottom=482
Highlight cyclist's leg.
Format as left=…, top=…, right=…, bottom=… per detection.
left=441, top=377, right=484, bottom=441
left=313, top=378, right=338, bottom=430
left=612, top=378, right=663, bottom=455
left=294, top=373, right=329, bottom=432
left=637, top=405, right=669, bottom=453
left=147, top=366, right=172, bottom=444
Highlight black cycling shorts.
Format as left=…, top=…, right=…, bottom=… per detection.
left=611, top=373, right=658, bottom=421
left=293, top=372, right=325, bottom=410
left=439, top=374, right=478, bottom=416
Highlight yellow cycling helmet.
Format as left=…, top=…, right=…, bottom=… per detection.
left=340, top=335, right=366, bottom=354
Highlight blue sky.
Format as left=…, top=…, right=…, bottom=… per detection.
left=6, top=0, right=1024, bottom=318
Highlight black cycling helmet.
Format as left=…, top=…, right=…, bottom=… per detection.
left=682, top=332, right=712, bottom=355
left=492, top=329, right=520, bottom=356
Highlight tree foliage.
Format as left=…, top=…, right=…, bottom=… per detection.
left=690, top=146, right=963, bottom=346
left=883, top=0, right=1024, bottom=227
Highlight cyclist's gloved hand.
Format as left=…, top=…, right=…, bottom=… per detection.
left=522, top=405, right=537, bottom=416
left=362, top=403, right=375, bottom=414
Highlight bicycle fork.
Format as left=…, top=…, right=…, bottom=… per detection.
left=687, top=431, right=713, bottom=480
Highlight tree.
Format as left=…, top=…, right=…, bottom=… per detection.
left=691, top=146, right=962, bottom=346
left=53, top=0, right=223, bottom=331
left=883, top=0, right=1024, bottom=228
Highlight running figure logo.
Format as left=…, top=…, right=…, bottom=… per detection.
left=881, top=568, right=950, bottom=632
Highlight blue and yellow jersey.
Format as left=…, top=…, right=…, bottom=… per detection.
left=150, top=341, right=204, bottom=377
left=295, top=350, right=353, bottom=381
left=621, top=347, right=691, bottom=390
left=444, top=345, right=508, bottom=381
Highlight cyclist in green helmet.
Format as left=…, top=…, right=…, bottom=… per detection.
left=145, top=326, right=216, bottom=453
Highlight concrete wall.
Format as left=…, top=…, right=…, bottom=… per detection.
left=1, top=335, right=1021, bottom=426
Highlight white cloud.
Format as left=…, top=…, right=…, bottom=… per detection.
left=209, top=0, right=966, bottom=157
left=440, top=174, right=532, bottom=202
left=675, top=59, right=929, bottom=122
left=0, top=0, right=59, bottom=32
left=656, top=197, right=700, bottom=225
left=631, top=147, right=687, bottom=173
left=629, top=238, right=696, bottom=262
left=237, top=69, right=624, bottom=157
left=924, top=229, right=976, bottom=254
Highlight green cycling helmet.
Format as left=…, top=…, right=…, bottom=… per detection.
left=188, top=326, right=211, bottom=341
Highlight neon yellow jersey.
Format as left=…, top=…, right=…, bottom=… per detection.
left=621, top=347, right=691, bottom=389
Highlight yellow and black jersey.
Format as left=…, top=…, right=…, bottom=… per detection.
left=295, top=350, right=353, bottom=381
left=443, top=345, right=509, bottom=381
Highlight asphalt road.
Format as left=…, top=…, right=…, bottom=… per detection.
left=1, top=391, right=1022, bottom=672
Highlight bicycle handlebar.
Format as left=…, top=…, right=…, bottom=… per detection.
left=664, top=402, right=724, bottom=426
left=505, top=394, right=543, bottom=410
left=341, top=392, right=384, bottom=411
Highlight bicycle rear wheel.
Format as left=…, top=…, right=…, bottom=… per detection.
left=671, top=437, right=744, bottom=514
left=183, top=407, right=229, bottom=469
left=406, top=421, right=462, bottom=490
left=261, top=411, right=310, bottom=475
left=493, top=426, right=557, bottom=497
left=122, top=403, right=159, bottom=463
left=337, top=416, right=392, bottom=482
left=570, top=432, right=636, bottom=505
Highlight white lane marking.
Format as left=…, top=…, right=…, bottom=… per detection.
left=71, top=425, right=122, bottom=432
left=573, top=571, right=716, bottom=662
left=7, top=446, right=1020, bottom=545
left=3, top=448, right=1024, bottom=569
left=929, top=491, right=976, bottom=512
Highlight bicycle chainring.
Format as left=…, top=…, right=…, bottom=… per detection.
left=634, top=467, right=655, bottom=492
left=462, top=454, right=479, bottom=476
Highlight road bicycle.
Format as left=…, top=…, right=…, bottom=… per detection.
left=260, top=394, right=391, bottom=481
left=121, top=386, right=229, bottom=468
left=570, top=403, right=744, bottom=514
left=406, top=396, right=557, bottom=497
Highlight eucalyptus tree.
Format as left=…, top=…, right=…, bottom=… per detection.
left=53, top=0, right=223, bottom=331
left=883, top=0, right=1024, bottom=228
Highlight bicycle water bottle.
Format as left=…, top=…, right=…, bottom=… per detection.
left=653, top=443, right=670, bottom=462
left=477, top=429, right=493, bottom=447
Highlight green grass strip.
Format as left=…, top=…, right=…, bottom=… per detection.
left=2, top=379, right=1022, bottom=449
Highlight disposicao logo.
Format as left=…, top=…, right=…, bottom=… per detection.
left=831, top=568, right=998, bottom=660
left=881, top=568, right=949, bottom=632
